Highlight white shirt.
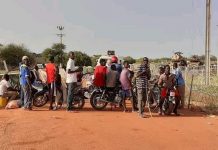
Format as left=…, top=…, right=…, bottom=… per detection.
left=66, top=59, right=77, bottom=83
left=0, top=79, right=11, bottom=95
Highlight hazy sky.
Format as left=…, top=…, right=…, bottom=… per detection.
left=0, top=0, right=218, bottom=58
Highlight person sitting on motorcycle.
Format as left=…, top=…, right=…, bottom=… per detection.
left=158, top=65, right=180, bottom=116
left=93, top=59, right=107, bottom=88
left=106, top=64, right=119, bottom=102
left=106, top=64, right=118, bottom=90
left=111, top=56, right=122, bottom=75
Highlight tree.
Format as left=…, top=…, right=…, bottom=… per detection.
left=211, top=55, right=217, bottom=61
left=198, top=55, right=217, bottom=62
left=137, top=57, right=171, bottom=64
left=91, top=55, right=101, bottom=67
left=74, top=51, right=92, bottom=66
left=0, top=44, right=35, bottom=68
left=123, top=56, right=136, bottom=64
left=42, top=48, right=53, bottom=61
left=42, top=43, right=66, bottom=64
left=52, top=43, right=66, bottom=64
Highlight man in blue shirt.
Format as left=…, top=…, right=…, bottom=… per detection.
left=172, top=62, right=185, bottom=108
left=20, top=56, right=32, bottom=110
left=19, top=62, right=24, bottom=108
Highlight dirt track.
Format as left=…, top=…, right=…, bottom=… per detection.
left=0, top=102, right=218, bottom=150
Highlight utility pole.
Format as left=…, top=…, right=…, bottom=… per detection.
left=216, top=25, right=218, bottom=76
left=57, top=26, right=65, bottom=67
left=205, top=0, right=211, bottom=85
left=57, top=26, right=65, bottom=45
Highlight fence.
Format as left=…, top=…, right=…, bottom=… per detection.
left=182, top=66, right=218, bottom=113
left=149, top=63, right=218, bottom=113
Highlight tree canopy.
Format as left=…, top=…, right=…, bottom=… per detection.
left=42, top=43, right=66, bottom=64
left=0, top=44, right=35, bottom=69
left=74, top=51, right=92, bottom=66
left=91, top=55, right=101, bottom=67
left=123, top=56, right=136, bottom=64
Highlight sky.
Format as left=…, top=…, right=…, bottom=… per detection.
left=0, top=0, right=218, bottom=59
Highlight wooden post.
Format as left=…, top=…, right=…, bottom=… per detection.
left=3, top=60, right=9, bottom=73
left=188, top=74, right=194, bottom=109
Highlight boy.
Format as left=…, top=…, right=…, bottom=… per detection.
left=54, top=65, right=63, bottom=110
left=45, top=56, right=56, bottom=110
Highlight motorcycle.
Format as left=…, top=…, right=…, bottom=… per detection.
left=32, top=83, right=49, bottom=107
left=147, top=83, right=160, bottom=109
left=71, top=83, right=87, bottom=109
left=90, top=86, right=123, bottom=110
left=161, top=87, right=177, bottom=115
left=33, top=82, right=87, bottom=109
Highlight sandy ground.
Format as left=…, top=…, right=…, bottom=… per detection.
left=0, top=102, right=218, bottom=150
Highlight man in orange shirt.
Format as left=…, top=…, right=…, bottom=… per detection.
left=45, top=56, right=56, bottom=110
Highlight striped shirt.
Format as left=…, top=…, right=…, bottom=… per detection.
left=135, top=64, right=151, bottom=89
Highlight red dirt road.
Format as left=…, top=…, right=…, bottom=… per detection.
left=0, top=103, right=218, bottom=150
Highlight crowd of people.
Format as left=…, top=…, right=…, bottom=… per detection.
left=93, top=55, right=185, bottom=118
left=0, top=51, right=185, bottom=118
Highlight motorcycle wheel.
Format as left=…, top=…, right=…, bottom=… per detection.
left=72, top=96, right=85, bottom=109
left=90, top=93, right=108, bottom=110
left=164, top=101, right=175, bottom=115
left=33, top=94, right=48, bottom=107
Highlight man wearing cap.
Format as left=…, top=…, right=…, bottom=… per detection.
left=20, top=56, right=32, bottom=110
left=135, top=57, right=151, bottom=118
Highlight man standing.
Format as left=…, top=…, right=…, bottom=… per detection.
left=19, top=62, right=24, bottom=108
left=172, top=63, right=185, bottom=108
left=120, top=61, right=135, bottom=112
left=0, top=74, right=18, bottom=100
left=66, top=51, right=80, bottom=111
left=20, top=56, right=32, bottom=110
left=172, top=62, right=185, bottom=108
left=136, top=57, right=151, bottom=118
left=45, top=56, right=56, bottom=110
